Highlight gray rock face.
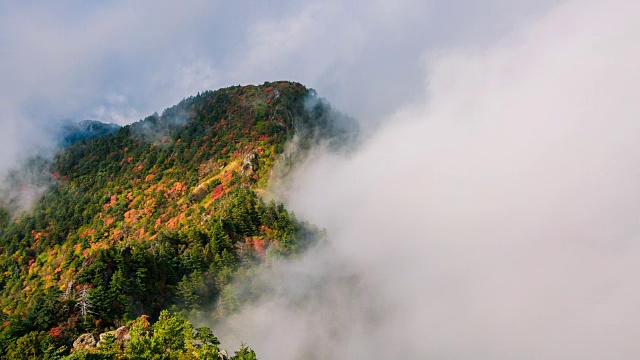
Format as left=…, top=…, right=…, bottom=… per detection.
left=97, top=326, right=131, bottom=347
left=241, top=152, right=258, bottom=174
left=73, top=333, right=96, bottom=349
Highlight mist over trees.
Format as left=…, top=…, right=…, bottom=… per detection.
left=0, top=81, right=356, bottom=358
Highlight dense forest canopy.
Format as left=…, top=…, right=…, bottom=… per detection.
left=0, top=81, right=357, bottom=359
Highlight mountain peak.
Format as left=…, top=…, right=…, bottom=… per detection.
left=0, top=81, right=357, bottom=358
left=60, top=119, right=121, bottom=147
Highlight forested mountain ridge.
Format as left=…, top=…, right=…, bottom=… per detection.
left=0, top=81, right=356, bottom=358
left=59, top=120, right=121, bottom=147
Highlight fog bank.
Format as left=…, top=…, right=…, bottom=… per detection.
left=214, top=0, right=640, bottom=358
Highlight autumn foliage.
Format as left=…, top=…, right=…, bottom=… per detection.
left=0, top=81, right=352, bottom=358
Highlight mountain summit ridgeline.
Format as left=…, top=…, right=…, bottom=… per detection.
left=0, top=81, right=357, bottom=358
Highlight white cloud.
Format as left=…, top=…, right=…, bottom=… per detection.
left=213, top=0, right=640, bottom=358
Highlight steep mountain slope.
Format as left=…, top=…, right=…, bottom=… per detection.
left=0, top=81, right=356, bottom=358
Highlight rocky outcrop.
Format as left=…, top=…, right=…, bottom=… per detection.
left=73, top=333, right=96, bottom=349
left=241, top=152, right=258, bottom=174
left=96, top=326, right=131, bottom=347
left=219, top=349, right=229, bottom=360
